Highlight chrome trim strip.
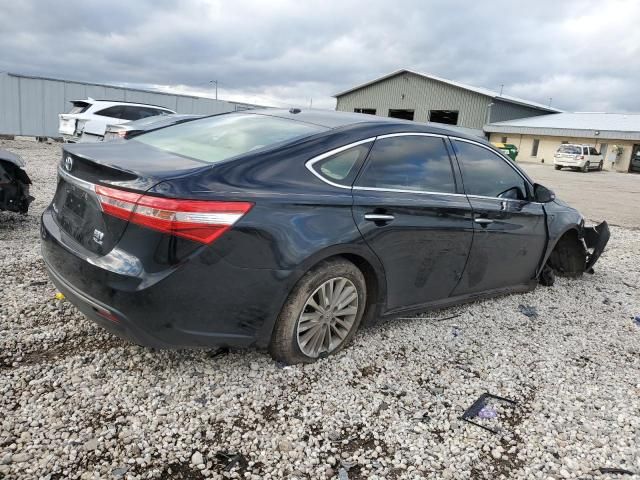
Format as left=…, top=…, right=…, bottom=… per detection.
left=376, top=132, right=448, bottom=140
left=353, top=185, right=466, bottom=197
left=57, top=165, right=96, bottom=192
left=304, top=137, right=376, bottom=190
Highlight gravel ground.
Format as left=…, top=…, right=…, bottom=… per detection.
left=1, top=138, right=639, bottom=480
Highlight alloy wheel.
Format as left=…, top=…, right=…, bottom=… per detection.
left=296, top=277, right=359, bottom=358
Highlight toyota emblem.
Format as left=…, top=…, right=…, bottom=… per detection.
left=64, top=155, right=73, bottom=172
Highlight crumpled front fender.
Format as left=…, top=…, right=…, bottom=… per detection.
left=583, top=220, right=610, bottom=272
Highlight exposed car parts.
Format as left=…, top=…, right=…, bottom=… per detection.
left=545, top=221, right=610, bottom=278
left=0, top=149, right=34, bottom=214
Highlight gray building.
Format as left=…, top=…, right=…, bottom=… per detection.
left=0, top=72, right=262, bottom=138
left=334, top=69, right=561, bottom=132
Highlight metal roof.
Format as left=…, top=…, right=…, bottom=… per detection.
left=485, top=112, right=640, bottom=141
left=333, top=69, right=562, bottom=113
left=4, top=72, right=261, bottom=107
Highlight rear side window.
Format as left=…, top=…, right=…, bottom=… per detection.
left=589, top=147, right=599, bottom=155
left=95, top=106, right=124, bottom=119
left=355, top=135, right=456, bottom=193
left=135, top=113, right=328, bottom=164
left=311, top=143, right=371, bottom=185
left=453, top=140, right=528, bottom=199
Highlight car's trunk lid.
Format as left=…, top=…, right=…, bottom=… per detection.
left=51, top=141, right=209, bottom=256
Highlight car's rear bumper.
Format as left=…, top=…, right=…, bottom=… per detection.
left=40, top=208, right=292, bottom=349
left=554, top=158, right=586, bottom=168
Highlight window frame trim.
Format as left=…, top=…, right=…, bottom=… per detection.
left=305, top=132, right=534, bottom=201
left=305, top=137, right=376, bottom=189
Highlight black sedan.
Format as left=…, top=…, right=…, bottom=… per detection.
left=40, top=109, right=609, bottom=364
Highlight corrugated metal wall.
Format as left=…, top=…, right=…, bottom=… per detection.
left=0, top=73, right=260, bottom=137
left=489, top=99, right=549, bottom=123
left=336, top=72, right=549, bottom=129
left=336, top=71, right=492, bottom=129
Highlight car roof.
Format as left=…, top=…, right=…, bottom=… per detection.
left=247, top=108, right=486, bottom=142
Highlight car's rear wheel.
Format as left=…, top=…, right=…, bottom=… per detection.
left=598, top=160, right=603, bottom=171
left=554, top=165, right=562, bottom=170
left=582, top=161, right=590, bottom=172
left=269, top=258, right=366, bottom=364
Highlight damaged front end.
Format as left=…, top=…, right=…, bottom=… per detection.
left=0, top=149, right=34, bottom=214
left=582, top=220, right=610, bottom=273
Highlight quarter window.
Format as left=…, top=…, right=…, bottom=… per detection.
left=312, top=143, right=371, bottom=185
left=355, top=135, right=456, bottom=193
left=453, top=140, right=529, bottom=200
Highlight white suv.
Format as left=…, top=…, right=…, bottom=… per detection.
left=58, top=99, right=175, bottom=142
left=553, top=144, right=603, bottom=172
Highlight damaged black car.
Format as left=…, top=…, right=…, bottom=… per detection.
left=40, top=109, right=610, bottom=364
left=0, top=149, right=34, bottom=214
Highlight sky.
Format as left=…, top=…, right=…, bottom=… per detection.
left=0, top=0, right=639, bottom=112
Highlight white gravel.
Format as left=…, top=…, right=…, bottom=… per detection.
left=1, top=138, right=639, bottom=480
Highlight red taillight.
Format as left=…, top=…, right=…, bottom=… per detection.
left=578, top=155, right=584, bottom=160
left=95, top=185, right=253, bottom=244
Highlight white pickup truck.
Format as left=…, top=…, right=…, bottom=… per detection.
left=58, top=99, right=175, bottom=142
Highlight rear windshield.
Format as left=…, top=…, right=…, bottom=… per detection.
left=68, top=102, right=90, bottom=114
left=557, top=145, right=582, bottom=154
left=134, top=113, right=328, bottom=163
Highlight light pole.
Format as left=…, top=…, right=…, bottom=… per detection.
left=209, top=80, right=218, bottom=100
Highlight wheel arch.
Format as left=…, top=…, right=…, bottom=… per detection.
left=255, top=244, right=387, bottom=348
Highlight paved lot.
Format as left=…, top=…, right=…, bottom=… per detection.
left=519, top=162, right=640, bottom=229
left=1, top=139, right=639, bottom=479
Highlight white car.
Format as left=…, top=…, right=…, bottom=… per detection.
left=58, top=98, right=175, bottom=142
left=553, top=144, right=603, bottom=172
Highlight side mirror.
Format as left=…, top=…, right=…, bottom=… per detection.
left=534, top=183, right=555, bottom=203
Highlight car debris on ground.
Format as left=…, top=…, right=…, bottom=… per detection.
left=0, top=148, right=33, bottom=214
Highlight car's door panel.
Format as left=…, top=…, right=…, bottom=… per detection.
left=350, top=134, right=474, bottom=311
left=452, top=196, right=547, bottom=294
left=450, top=139, right=548, bottom=295
left=353, top=190, right=473, bottom=310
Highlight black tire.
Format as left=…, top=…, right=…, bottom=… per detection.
left=554, top=165, right=562, bottom=170
left=581, top=161, right=590, bottom=172
left=598, top=160, right=603, bottom=171
left=547, top=232, right=587, bottom=277
left=269, top=258, right=367, bottom=364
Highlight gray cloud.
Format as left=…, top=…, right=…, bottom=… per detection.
left=1, top=0, right=638, bottom=111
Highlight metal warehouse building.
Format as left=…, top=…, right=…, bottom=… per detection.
left=485, top=113, right=640, bottom=173
left=0, top=72, right=261, bottom=138
left=334, top=69, right=560, bottom=132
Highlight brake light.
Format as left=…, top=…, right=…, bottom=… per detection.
left=95, top=185, right=253, bottom=244
left=578, top=155, right=584, bottom=160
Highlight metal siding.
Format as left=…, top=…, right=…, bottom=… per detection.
left=490, top=100, right=550, bottom=123
left=335, top=71, right=492, bottom=129
left=19, top=78, right=45, bottom=136
left=0, top=73, right=21, bottom=134
left=43, top=80, right=66, bottom=137
left=0, top=73, right=262, bottom=137
left=103, top=87, right=126, bottom=101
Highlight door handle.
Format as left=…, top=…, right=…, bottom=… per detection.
left=364, top=213, right=395, bottom=223
left=474, top=218, right=494, bottom=225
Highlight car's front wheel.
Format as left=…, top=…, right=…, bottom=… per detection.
left=269, top=258, right=366, bottom=364
left=554, top=165, right=562, bottom=170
